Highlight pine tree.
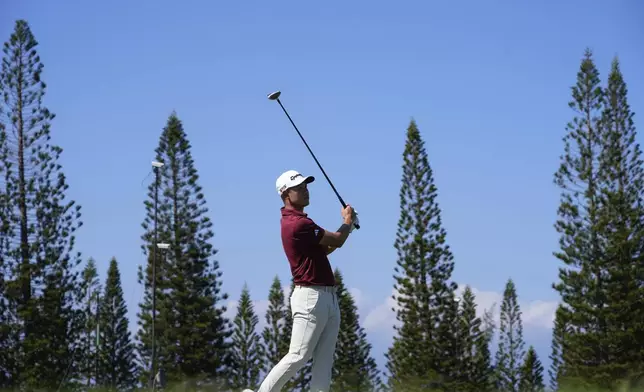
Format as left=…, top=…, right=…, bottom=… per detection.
left=476, top=306, right=495, bottom=392
left=386, top=119, right=458, bottom=391
left=552, top=48, right=610, bottom=389
left=80, top=258, right=101, bottom=387
left=98, top=258, right=138, bottom=391
left=0, top=113, right=14, bottom=388
left=331, top=268, right=381, bottom=392
left=0, top=234, right=12, bottom=389
left=433, top=291, right=461, bottom=390
left=455, top=288, right=478, bottom=390
left=456, top=286, right=493, bottom=392
left=548, top=305, right=568, bottom=392
left=597, top=56, right=644, bottom=382
left=519, top=347, right=544, bottom=392
left=229, top=283, right=264, bottom=391
left=0, top=19, right=84, bottom=390
left=480, top=305, right=496, bottom=347
left=262, top=275, right=289, bottom=372
left=137, top=112, right=231, bottom=389
left=495, top=279, right=525, bottom=392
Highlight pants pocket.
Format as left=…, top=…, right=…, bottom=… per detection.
left=291, top=287, right=321, bottom=315
left=305, top=288, right=321, bottom=312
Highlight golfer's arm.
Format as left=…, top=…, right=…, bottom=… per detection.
left=319, top=223, right=352, bottom=248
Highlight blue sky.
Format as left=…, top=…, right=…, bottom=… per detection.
left=2, top=0, right=643, bottom=380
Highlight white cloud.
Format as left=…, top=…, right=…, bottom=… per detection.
left=349, top=287, right=367, bottom=310
left=521, top=300, right=559, bottom=329
left=362, top=283, right=560, bottom=336
left=362, top=288, right=400, bottom=334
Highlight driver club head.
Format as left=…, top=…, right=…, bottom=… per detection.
left=267, top=91, right=281, bottom=101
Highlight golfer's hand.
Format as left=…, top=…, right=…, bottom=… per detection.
left=341, top=205, right=354, bottom=225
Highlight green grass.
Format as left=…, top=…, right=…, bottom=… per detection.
left=4, top=388, right=644, bottom=392
left=5, top=378, right=644, bottom=392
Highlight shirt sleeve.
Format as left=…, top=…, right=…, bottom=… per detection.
left=293, top=218, right=325, bottom=246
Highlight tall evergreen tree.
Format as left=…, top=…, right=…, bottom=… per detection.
left=0, top=115, right=14, bottom=388
left=476, top=306, right=495, bottom=392
left=455, top=288, right=478, bottom=391
left=80, top=258, right=101, bottom=387
left=597, top=56, right=644, bottom=382
left=495, top=279, right=525, bottom=392
left=262, top=275, right=289, bottom=372
left=480, top=304, right=496, bottom=346
left=98, top=258, right=138, bottom=391
left=519, top=347, right=544, bottom=392
left=0, top=216, right=12, bottom=389
left=136, top=112, right=231, bottom=388
left=552, top=48, right=609, bottom=389
left=0, top=19, right=84, bottom=390
left=331, top=268, right=381, bottom=392
left=229, top=283, right=264, bottom=391
left=455, top=286, right=493, bottom=392
left=548, top=305, right=568, bottom=392
left=433, top=291, right=461, bottom=390
left=386, top=119, right=458, bottom=391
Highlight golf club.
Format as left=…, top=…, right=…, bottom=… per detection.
left=267, top=90, right=360, bottom=230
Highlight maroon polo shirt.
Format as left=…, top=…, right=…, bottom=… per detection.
left=280, top=207, right=336, bottom=286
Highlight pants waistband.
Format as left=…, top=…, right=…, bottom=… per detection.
left=295, top=285, right=336, bottom=293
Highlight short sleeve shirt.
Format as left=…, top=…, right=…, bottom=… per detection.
left=280, top=207, right=336, bottom=286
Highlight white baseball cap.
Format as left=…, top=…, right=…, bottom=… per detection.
left=276, top=170, right=315, bottom=195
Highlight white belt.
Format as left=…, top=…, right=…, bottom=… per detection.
left=295, top=285, right=336, bottom=293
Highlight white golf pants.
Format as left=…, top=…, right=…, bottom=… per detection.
left=257, top=285, right=341, bottom=392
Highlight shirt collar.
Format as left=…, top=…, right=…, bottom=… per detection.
left=281, top=206, right=307, bottom=217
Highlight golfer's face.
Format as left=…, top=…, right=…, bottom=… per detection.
left=289, top=183, right=309, bottom=205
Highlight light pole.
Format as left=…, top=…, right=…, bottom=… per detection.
left=150, top=160, right=164, bottom=390
left=95, top=290, right=100, bottom=387
left=86, top=287, right=100, bottom=387
left=154, top=242, right=170, bottom=390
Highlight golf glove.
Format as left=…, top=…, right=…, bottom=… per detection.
left=350, top=210, right=359, bottom=232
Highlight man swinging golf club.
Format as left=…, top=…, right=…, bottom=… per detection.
left=244, top=169, right=358, bottom=392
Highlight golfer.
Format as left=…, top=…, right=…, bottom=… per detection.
left=245, top=169, right=357, bottom=392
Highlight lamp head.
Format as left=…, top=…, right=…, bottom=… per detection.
left=267, top=91, right=281, bottom=100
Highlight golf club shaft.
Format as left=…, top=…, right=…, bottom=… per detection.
left=275, top=98, right=360, bottom=230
